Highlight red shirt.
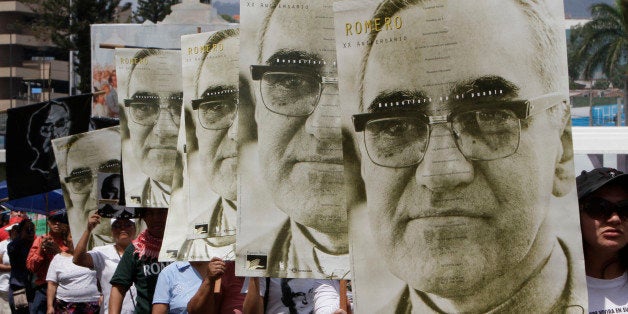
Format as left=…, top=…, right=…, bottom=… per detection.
left=26, top=234, right=70, bottom=286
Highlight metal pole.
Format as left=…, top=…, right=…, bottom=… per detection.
left=9, top=33, right=12, bottom=108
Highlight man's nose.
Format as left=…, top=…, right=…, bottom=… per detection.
left=414, top=124, right=474, bottom=191
left=305, top=83, right=339, bottom=141
left=606, top=211, right=623, bottom=225
left=153, top=104, right=178, bottom=135
left=227, top=112, right=238, bottom=141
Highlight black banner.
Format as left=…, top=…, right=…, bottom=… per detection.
left=6, top=94, right=91, bottom=199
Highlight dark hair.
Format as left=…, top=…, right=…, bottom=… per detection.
left=101, top=173, right=121, bottom=199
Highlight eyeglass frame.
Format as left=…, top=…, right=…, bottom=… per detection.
left=63, top=160, right=122, bottom=195
left=250, top=64, right=338, bottom=117
left=123, top=97, right=182, bottom=126
left=352, top=92, right=567, bottom=168
left=191, top=89, right=239, bottom=130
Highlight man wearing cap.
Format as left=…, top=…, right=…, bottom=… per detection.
left=576, top=167, right=628, bottom=313
left=26, top=212, right=70, bottom=314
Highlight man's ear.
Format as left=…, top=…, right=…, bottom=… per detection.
left=553, top=108, right=575, bottom=197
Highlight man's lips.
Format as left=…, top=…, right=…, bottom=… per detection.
left=148, top=145, right=176, bottom=150
left=408, top=209, right=492, bottom=220
left=602, top=228, right=624, bottom=237
left=294, top=155, right=343, bottom=164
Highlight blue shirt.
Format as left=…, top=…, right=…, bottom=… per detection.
left=152, top=262, right=203, bottom=314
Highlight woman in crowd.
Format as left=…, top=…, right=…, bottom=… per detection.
left=8, top=219, right=35, bottom=313
left=45, top=234, right=101, bottom=313
left=577, top=168, right=628, bottom=312
left=73, top=213, right=137, bottom=314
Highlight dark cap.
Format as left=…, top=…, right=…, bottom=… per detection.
left=48, top=210, right=69, bottom=224
left=576, top=167, right=628, bottom=200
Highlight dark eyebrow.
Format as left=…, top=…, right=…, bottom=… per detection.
left=265, top=49, right=325, bottom=67
left=199, top=85, right=238, bottom=99
left=367, top=90, right=430, bottom=113
left=98, top=159, right=121, bottom=170
left=450, top=76, right=519, bottom=101
left=130, top=92, right=158, bottom=100
left=68, top=167, right=91, bottom=177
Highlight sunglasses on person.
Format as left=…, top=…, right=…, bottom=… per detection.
left=581, top=197, right=628, bottom=221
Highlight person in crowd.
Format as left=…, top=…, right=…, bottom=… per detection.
left=242, top=277, right=346, bottom=314
left=8, top=219, right=36, bottom=313
left=577, top=168, right=628, bottom=312
left=0, top=220, right=19, bottom=312
left=73, top=213, right=137, bottom=314
left=153, top=257, right=243, bottom=314
left=27, top=213, right=71, bottom=314
left=109, top=208, right=170, bottom=314
left=46, top=234, right=100, bottom=313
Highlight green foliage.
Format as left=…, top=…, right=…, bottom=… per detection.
left=133, top=0, right=179, bottom=23
left=220, top=14, right=237, bottom=23
left=23, top=0, right=131, bottom=93
left=593, top=79, right=611, bottom=89
left=569, top=1, right=627, bottom=89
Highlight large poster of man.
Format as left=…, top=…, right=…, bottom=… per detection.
left=236, top=0, right=351, bottom=279
left=51, top=126, right=121, bottom=248
left=115, top=48, right=182, bottom=208
left=333, top=0, right=587, bottom=312
left=6, top=95, right=92, bottom=199
left=160, top=28, right=242, bottom=262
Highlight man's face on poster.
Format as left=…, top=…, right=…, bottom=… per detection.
left=65, top=131, right=121, bottom=220
left=126, top=53, right=182, bottom=185
left=358, top=1, right=570, bottom=295
left=194, top=36, right=239, bottom=201
left=255, top=0, right=345, bottom=232
left=40, top=103, right=70, bottom=153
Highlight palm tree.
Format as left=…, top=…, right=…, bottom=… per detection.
left=571, top=0, right=627, bottom=124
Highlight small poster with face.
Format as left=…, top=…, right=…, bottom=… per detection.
left=333, top=0, right=587, bottom=312
left=52, top=126, right=122, bottom=249
left=115, top=48, right=183, bottom=208
left=162, top=28, right=240, bottom=261
left=235, top=0, right=350, bottom=279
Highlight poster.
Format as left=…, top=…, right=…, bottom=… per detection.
left=6, top=94, right=91, bottom=199
left=160, top=28, right=240, bottom=261
left=236, top=0, right=350, bottom=279
left=51, top=126, right=121, bottom=248
left=91, top=23, right=236, bottom=119
left=115, top=48, right=182, bottom=208
left=333, top=0, right=587, bottom=312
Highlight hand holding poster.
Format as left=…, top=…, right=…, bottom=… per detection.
left=333, top=0, right=587, bottom=312
left=236, top=0, right=350, bottom=279
left=115, top=48, right=183, bottom=208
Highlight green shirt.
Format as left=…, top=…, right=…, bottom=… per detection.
left=110, top=244, right=170, bottom=314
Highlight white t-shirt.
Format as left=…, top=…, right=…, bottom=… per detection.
left=45, top=254, right=100, bottom=303
left=587, top=272, right=628, bottom=314
left=88, top=244, right=136, bottom=314
left=243, top=278, right=341, bottom=314
left=0, top=240, right=10, bottom=293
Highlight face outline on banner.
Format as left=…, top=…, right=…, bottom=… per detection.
left=28, top=101, right=71, bottom=174
left=125, top=50, right=182, bottom=185
left=255, top=0, right=345, bottom=233
left=63, top=129, right=121, bottom=234
left=356, top=0, right=573, bottom=308
left=194, top=32, right=239, bottom=201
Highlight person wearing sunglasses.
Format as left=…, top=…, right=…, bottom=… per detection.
left=60, top=128, right=121, bottom=248
left=577, top=168, right=628, bottom=313
left=345, top=0, right=585, bottom=312
left=122, top=49, right=182, bottom=208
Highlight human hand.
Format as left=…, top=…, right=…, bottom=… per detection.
left=41, top=236, right=60, bottom=256
left=207, top=257, right=225, bottom=281
left=87, top=213, right=102, bottom=232
left=46, top=306, right=54, bottom=314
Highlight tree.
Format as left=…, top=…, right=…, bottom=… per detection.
left=23, top=0, right=131, bottom=94
left=133, top=0, right=179, bottom=23
left=570, top=0, right=627, bottom=122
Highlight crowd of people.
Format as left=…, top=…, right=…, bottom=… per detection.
left=0, top=166, right=622, bottom=313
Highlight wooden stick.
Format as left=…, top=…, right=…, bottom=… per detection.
left=213, top=278, right=221, bottom=293
left=339, top=280, right=350, bottom=313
